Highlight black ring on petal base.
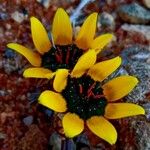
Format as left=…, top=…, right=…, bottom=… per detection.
left=42, top=44, right=83, bottom=72
left=62, top=75, right=107, bottom=120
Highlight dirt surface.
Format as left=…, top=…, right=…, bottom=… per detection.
left=0, top=0, right=150, bottom=149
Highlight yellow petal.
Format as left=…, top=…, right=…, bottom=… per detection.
left=38, top=90, right=67, bottom=112
left=53, top=69, right=69, bottom=92
left=75, top=13, right=98, bottom=50
left=7, top=43, right=41, bottom=67
left=86, top=116, right=117, bottom=145
left=52, top=8, right=72, bottom=45
left=105, top=103, right=145, bottom=119
left=91, top=34, right=113, bottom=54
left=23, top=67, right=54, bottom=79
left=88, top=57, right=122, bottom=82
left=31, top=17, right=51, bottom=54
left=71, top=49, right=96, bottom=78
left=62, top=113, right=84, bottom=138
left=102, top=76, right=138, bottom=101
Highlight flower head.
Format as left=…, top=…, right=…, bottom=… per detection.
left=7, top=8, right=145, bottom=145
left=7, top=8, right=113, bottom=80
left=38, top=56, right=145, bottom=145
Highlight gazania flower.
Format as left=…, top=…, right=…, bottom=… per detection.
left=38, top=55, right=145, bottom=145
left=7, top=8, right=113, bottom=79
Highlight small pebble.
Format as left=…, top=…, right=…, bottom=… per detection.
left=99, top=12, right=115, bottom=29
left=36, top=0, right=51, bottom=9
left=4, top=48, right=16, bottom=58
left=118, top=3, right=150, bottom=24
left=44, top=109, right=53, bottom=117
left=0, top=133, right=6, bottom=139
left=27, top=90, right=41, bottom=103
left=49, top=132, right=62, bottom=150
left=0, top=90, right=7, bottom=96
left=11, top=11, right=25, bottom=23
left=23, top=115, right=33, bottom=126
left=5, top=24, right=11, bottom=30
left=121, top=24, right=150, bottom=41
left=0, top=12, right=8, bottom=20
left=142, top=0, right=150, bottom=9
left=143, top=103, right=150, bottom=121
left=76, top=134, right=90, bottom=149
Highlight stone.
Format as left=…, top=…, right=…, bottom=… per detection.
left=27, top=90, right=41, bottom=103
left=106, top=0, right=112, bottom=5
left=76, top=134, right=90, bottom=149
left=121, top=45, right=150, bottom=65
left=0, top=90, right=7, bottom=96
left=0, top=55, right=24, bottom=74
left=118, top=3, right=150, bottom=24
left=0, top=12, right=8, bottom=20
left=70, top=0, right=95, bottom=24
left=49, top=132, right=62, bottom=150
left=44, top=108, right=53, bottom=117
left=120, top=45, right=150, bottom=102
left=4, top=48, right=16, bottom=58
left=36, top=0, right=51, bottom=9
left=11, top=11, right=25, bottom=23
left=143, top=103, right=150, bottom=121
left=0, top=133, right=6, bottom=139
left=0, top=27, right=4, bottom=38
left=131, top=117, right=150, bottom=150
left=49, top=135, right=76, bottom=150
left=142, top=0, right=150, bottom=9
left=99, top=12, right=115, bottom=29
left=23, top=115, right=33, bottom=126
left=121, top=24, right=150, bottom=41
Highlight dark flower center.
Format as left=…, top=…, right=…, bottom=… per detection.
left=62, top=75, right=107, bottom=120
left=42, top=44, right=83, bottom=72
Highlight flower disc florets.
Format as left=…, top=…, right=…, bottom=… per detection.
left=42, top=44, right=83, bottom=71
left=62, top=75, right=107, bottom=120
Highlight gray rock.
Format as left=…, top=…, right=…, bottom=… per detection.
left=120, top=45, right=150, bottom=102
left=0, top=12, right=8, bottom=20
left=0, top=90, right=7, bottom=96
left=0, top=57, right=24, bottom=74
left=121, top=24, right=150, bottom=40
left=0, top=132, right=6, bottom=139
left=106, top=0, right=112, bottom=5
left=11, top=11, right=26, bottom=23
left=49, top=132, right=76, bottom=150
left=0, top=90, right=11, bottom=96
left=76, top=133, right=90, bottom=148
left=142, top=0, right=150, bottom=9
left=143, top=103, right=150, bottom=121
left=70, top=0, right=95, bottom=24
left=103, top=45, right=150, bottom=102
left=118, top=3, right=150, bottom=24
left=36, top=0, right=51, bottom=9
left=0, top=27, right=4, bottom=38
left=0, top=48, right=27, bottom=74
left=121, top=45, right=150, bottom=65
left=27, top=90, right=41, bottom=103
left=99, top=12, right=115, bottom=29
left=49, top=132, right=62, bottom=150
left=131, top=117, right=150, bottom=150
left=23, top=115, right=33, bottom=126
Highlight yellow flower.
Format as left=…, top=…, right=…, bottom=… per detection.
left=6, top=7, right=145, bottom=145
left=7, top=8, right=113, bottom=79
left=38, top=55, right=145, bottom=145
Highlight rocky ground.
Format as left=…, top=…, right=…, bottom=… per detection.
left=0, top=0, right=150, bottom=150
